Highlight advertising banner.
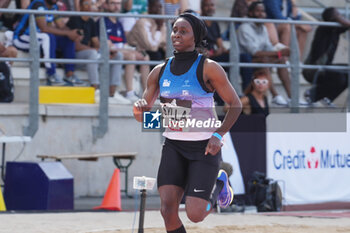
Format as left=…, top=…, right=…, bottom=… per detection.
left=267, top=113, right=350, bottom=205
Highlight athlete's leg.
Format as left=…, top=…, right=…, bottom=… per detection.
left=184, top=156, right=220, bottom=222
left=159, top=185, right=185, bottom=231
left=185, top=196, right=211, bottom=223
left=157, top=139, right=188, bottom=232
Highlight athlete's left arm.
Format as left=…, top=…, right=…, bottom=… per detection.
left=204, top=59, right=242, bottom=156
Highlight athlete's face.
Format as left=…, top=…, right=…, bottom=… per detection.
left=171, top=18, right=195, bottom=52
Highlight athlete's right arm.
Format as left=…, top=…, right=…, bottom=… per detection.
left=133, top=64, right=162, bottom=122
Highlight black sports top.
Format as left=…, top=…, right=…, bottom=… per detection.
left=158, top=50, right=210, bottom=93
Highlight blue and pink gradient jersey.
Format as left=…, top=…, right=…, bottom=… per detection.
left=159, top=54, right=220, bottom=141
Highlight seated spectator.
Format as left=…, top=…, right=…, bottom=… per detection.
left=0, top=42, right=17, bottom=64
left=0, top=61, right=14, bottom=103
left=0, top=0, right=12, bottom=11
left=201, top=0, right=229, bottom=63
left=57, top=0, right=75, bottom=11
left=230, top=0, right=276, bottom=38
left=66, top=0, right=101, bottom=87
left=99, top=0, right=134, bottom=104
left=122, top=0, right=148, bottom=14
left=1, top=0, right=30, bottom=30
left=303, top=7, right=350, bottom=106
left=187, top=0, right=200, bottom=14
left=0, top=0, right=12, bottom=30
left=240, top=69, right=269, bottom=116
left=92, top=0, right=108, bottom=12
left=127, top=0, right=166, bottom=62
left=231, top=0, right=256, bottom=18
left=74, top=0, right=107, bottom=11
left=68, top=0, right=129, bottom=103
left=0, top=42, right=16, bottom=103
left=160, top=0, right=188, bottom=15
left=229, top=0, right=282, bottom=52
left=263, top=0, right=311, bottom=59
left=13, top=0, right=80, bottom=86
left=237, top=1, right=291, bottom=106
left=119, top=0, right=148, bottom=37
left=200, top=0, right=230, bottom=106
left=100, top=0, right=150, bottom=101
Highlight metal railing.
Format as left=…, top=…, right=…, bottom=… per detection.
left=0, top=8, right=349, bottom=138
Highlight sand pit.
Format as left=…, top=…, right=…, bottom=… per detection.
left=113, top=225, right=349, bottom=233
left=0, top=210, right=349, bottom=233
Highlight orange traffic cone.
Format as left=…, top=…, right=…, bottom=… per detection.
left=94, top=168, right=122, bottom=211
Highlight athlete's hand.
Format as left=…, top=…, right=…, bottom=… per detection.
left=205, top=136, right=222, bottom=156
left=133, top=99, right=148, bottom=122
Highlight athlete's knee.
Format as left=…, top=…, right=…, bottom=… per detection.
left=160, top=202, right=178, bottom=222
left=186, top=208, right=205, bottom=223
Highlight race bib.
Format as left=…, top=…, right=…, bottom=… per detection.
left=161, top=98, right=192, bottom=132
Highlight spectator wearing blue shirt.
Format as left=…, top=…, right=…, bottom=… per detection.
left=263, top=0, right=311, bottom=59
left=13, top=0, right=80, bottom=86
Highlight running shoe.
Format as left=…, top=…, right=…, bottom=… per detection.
left=217, top=169, right=234, bottom=208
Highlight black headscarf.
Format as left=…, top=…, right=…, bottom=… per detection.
left=176, top=13, right=207, bottom=48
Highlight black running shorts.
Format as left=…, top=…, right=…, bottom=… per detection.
left=157, top=138, right=221, bottom=201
